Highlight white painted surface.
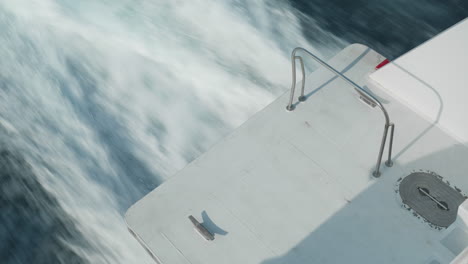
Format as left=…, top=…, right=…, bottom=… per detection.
left=450, top=247, right=468, bottom=264
left=450, top=200, right=468, bottom=264
left=370, top=18, right=468, bottom=143
left=126, top=41, right=468, bottom=263
left=458, top=200, right=468, bottom=229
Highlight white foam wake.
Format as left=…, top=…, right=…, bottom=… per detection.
left=0, top=0, right=338, bottom=262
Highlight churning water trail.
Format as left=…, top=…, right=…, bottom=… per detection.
left=0, top=1, right=319, bottom=263
left=0, top=0, right=467, bottom=263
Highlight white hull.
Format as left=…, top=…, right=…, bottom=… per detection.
left=126, top=18, right=468, bottom=264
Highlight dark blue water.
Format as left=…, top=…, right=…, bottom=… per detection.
left=0, top=1, right=466, bottom=263
left=292, top=0, right=468, bottom=58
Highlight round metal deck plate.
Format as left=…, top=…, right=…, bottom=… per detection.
left=399, top=172, right=465, bottom=227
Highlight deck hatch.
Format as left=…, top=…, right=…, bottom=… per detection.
left=399, top=172, right=465, bottom=227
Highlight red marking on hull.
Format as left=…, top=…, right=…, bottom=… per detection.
left=376, top=59, right=390, bottom=69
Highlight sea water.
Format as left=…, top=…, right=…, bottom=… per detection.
left=0, top=1, right=466, bottom=263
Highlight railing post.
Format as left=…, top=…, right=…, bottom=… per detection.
left=373, top=124, right=389, bottom=178
left=286, top=56, right=306, bottom=111
left=286, top=54, right=297, bottom=111
left=386, top=123, right=395, bottom=167
left=296, top=56, right=306, bottom=102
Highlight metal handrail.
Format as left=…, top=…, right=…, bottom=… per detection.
left=286, top=47, right=394, bottom=177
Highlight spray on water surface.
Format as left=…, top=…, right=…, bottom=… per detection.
left=0, top=1, right=467, bottom=263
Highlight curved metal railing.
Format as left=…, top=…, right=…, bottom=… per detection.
left=287, top=47, right=394, bottom=177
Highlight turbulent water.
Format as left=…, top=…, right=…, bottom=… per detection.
left=0, top=1, right=466, bottom=263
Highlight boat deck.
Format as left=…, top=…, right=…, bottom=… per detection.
left=125, top=42, right=468, bottom=264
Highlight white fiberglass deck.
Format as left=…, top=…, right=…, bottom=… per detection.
left=126, top=28, right=468, bottom=263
